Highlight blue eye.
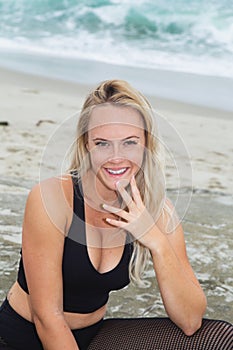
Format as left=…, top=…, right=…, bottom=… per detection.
left=95, top=141, right=109, bottom=147
left=123, top=140, right=138, bottom=146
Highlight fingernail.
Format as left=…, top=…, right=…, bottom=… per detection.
left=116, top=181, right=122, bottom=188
left=116, top=179, right=128, bottom=188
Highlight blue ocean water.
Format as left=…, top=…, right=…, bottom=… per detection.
left=0, top=0, right=233, bottom=78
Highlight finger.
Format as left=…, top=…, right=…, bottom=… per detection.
left=131, top=175, right=144, bottom=208
left=105, top=217, right=127, bottom=228
left=102, top=204, right=130, bottom=221
left=116, top=181, right=135, bottom=209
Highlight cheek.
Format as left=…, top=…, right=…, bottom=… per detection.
left=89, top=149, right=109, bottom=169
left=128, top=146, right=145, bottom=167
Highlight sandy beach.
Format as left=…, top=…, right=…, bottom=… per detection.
left=1, top=66, right=233, bottom=195
left=0, top=0, right=233, bottom=333
left=0, top=65, right=233, bottom=323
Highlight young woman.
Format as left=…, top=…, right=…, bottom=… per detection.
left=0, top=80, right=207, bottom=350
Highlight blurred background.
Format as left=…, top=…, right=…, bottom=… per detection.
left=0, top=0, right=233, bottom=109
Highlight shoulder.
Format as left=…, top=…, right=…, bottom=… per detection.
left=28, top=174, right=73, bottom=205
left=25, top=174, right=74, bottom=235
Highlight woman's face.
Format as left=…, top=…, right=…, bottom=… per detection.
left=86, top=104, right=146, bottom=194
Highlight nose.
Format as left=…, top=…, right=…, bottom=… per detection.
left=108, top=141, right=124, bottom=162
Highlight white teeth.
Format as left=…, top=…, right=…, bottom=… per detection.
left=107, top=168, right=127, bottom=175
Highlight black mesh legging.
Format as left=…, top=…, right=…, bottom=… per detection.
left=1, top=318, right=232, bottom=350
left=88, top=318, right=232, bottom=350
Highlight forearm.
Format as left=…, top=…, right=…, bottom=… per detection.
left=34, top=315, right=79, bottom=350
left=150, top=230, right=207, bottom=335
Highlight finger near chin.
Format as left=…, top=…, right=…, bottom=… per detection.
left=105, top=218, right=125, bottom=227
left=102, top=203, right=121, bottom=213
left=116, top=182, right=132, bottom=205
left=103, top=204, right=131, bottom=221
left=131, top=176, right=143, bottom=205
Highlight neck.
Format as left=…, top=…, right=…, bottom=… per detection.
left=82, top=170, right=119, bottom=210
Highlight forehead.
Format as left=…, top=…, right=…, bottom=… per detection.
left=87, top=104, right=145, bottom=137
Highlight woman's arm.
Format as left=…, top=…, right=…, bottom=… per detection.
left=149, top=205, right=207, bottom=336
left=22, top=177, right=79, bottom=350
left=103, top=177, right=207, bottom=336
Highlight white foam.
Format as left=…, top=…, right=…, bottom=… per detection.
left=0, top=31, right=233, bottom=79
left=0, top=208, right=18, bottom=216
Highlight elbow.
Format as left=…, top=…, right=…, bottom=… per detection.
left=181, top=307, right=206, bottom=336
left=182, top=296, right=207, bottom=336
left=32, top=309, right=64, bottom=331
left=182, top=318, right=203, bottom=336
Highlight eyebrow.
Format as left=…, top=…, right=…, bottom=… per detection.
left=92, top=136, right=140, bottom=141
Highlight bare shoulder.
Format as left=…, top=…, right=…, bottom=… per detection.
left=21, top=175, right=74, bottom=277
left=29, top=174, right=73, bottom=200
left=21, top=175, right=74, bottom=313
left=25, top=174, right=73, bottom=237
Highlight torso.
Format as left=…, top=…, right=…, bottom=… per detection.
left=7, top=175, right=129, bottom=329
left=7, top=281, right=107, bottom=329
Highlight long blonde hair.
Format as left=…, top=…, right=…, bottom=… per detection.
left=68, top=80, right=166, bottom=286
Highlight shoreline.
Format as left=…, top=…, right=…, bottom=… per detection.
left=1, top=51, right=233, bottom=112
left=0, top=65, right=233, bottom=196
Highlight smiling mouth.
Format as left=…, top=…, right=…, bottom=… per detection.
left=104, top=167, right=128, bottom=176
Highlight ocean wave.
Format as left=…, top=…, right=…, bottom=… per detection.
left=0, top=0, right=233, bottom=77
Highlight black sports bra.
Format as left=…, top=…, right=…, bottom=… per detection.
left=17, top=176, right=133, bottom=313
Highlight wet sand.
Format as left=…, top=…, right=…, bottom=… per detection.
left=0, top=177, right=232, bottom=322
left=1, top=67, right=233, bottom=193
left=0, top=67, right=232, bottom=323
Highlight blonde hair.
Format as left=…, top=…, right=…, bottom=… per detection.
left=68, top=80, right=166, bottom=286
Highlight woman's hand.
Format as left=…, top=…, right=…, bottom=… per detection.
left=103, top=176, right=207, bottom=335
left=102, top=176, right=156, bottom=248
